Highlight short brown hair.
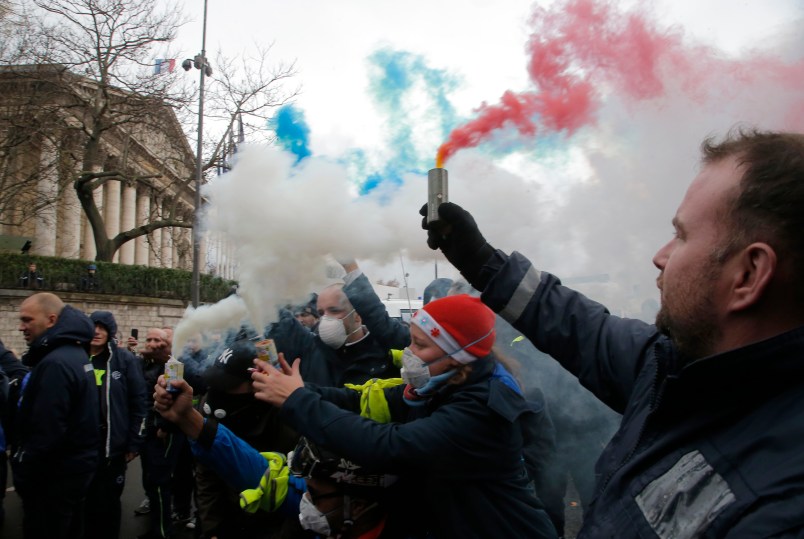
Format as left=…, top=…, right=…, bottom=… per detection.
left=701, top=128, right=804, bottom=301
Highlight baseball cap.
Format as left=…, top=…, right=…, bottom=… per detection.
left=203, top=340, right=258, bottom=391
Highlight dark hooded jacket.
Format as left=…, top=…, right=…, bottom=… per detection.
left=12, top=305, right=100, bottom=480
left=89, top=311, right=148, bottom=458
left=343, top=272, right=411, bottom=351
left=480, top=249, right=804, bottom=537
left=280, top=356, right=557, bottom=539
left=0, top=339, right=28, bottom=451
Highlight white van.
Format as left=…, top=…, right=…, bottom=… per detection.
left=381, top=298, right=423, bottom=323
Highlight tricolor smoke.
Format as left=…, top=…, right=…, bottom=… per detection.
left=172, top=0, right=802, bottom=351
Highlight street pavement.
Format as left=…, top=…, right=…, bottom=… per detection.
left=2, top=457, right=197, bottom=539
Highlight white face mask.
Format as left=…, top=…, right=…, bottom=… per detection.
left=318, top=309, right=357, bottom=349
left=298, top=493, right=333, bottom=536
left=400, top=348, right=448, bottom=388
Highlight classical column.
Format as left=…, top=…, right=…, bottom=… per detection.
left=171, top=226, right=179, bottom=269
left=150, top=197, right=162, bottom=267
left=215, top=234, right=229, bottom=277
left=103, top=180, right=121, bottom=263
left=161, top=224, right=173, bottom=269
left=33, top=139, right=58, bottom=256
left=228, top=240, right=236, bottom=279
left=135, top=188, right=150, bottom=266
left=58, top=181, right=82, bottom=259
left=119, top=181, right=136, bottom=264
left=219, top=236, right=228, bottom=279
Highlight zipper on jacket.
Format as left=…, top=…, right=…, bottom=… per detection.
left=596, top=361, right=664, bottom=497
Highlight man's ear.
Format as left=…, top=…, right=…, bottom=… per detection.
left=728, top=242, right=776, bottom=312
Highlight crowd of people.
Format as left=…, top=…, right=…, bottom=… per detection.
left=1, top=128, right=803, bottom=539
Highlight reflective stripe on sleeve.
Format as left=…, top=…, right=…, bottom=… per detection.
left=499, top=264, right=542, bottom=322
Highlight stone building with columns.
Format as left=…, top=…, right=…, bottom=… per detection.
left=0, top=64, right=236, bottom=279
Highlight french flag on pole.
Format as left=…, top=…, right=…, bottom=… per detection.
left=154, top=59, right=176, bottom=74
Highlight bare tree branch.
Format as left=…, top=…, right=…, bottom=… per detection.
left=1, top=0, right=297, bottom=263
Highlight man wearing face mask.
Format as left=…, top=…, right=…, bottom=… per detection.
left=267, top=283, right=400, bottom=388
left=196, top=339, right=299, bottom=539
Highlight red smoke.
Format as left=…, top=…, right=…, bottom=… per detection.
left=435, top=0, right=804, bottom=166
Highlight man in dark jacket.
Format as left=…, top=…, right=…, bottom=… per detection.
left=420, top=129, right=804, bottom=536
left=267, top=283, right=399, bottom=387
left=80, top=264, right=102, bottom=292
left=85, top=310, right=148, bottom=539
left=291, top=293, right=320, bottom=331
left=19, top=262, right=44, bottom=289
left=14, top=292, right=100, bottom=539
left=138, top=327, right=186, bottom=539
left=194, top=339, right=299, bottom=538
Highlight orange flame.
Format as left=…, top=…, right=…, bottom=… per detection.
left=435, top=143, right=449, bottom=169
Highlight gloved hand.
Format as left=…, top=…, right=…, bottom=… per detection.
left=419, top=202, right=495, bottom=290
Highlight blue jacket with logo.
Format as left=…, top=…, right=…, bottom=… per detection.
left=93, top=342, right=148, bottom=458
left=13, top=305, right=100, bottom=480
left=479, top=250, right=804, bottom=537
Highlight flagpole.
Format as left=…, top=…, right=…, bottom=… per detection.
left=191, top=0, right=209, bottom=308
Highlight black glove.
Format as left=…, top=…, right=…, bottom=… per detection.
left=419, top=202, right=495, bottom=290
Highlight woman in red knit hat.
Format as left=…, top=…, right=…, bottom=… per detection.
left=250, top=294, right=557, bottom=539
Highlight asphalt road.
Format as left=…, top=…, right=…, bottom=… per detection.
left=2, top=459, right=583, bottom=538
left=2, top=458, right=197, bottom=539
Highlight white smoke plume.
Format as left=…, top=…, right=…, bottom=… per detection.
left=171, top=7, right=802, bottom=349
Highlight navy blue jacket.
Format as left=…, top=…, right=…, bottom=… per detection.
left=343, top=272, right=411, bottom=350
left=346, top=271, right=559, bottom=505
left=280, top=356, right=557, bottom=539
left=0, top=340, right=28, bottom=451
left=0, top=339, right=27, bottom=411
left=92, top=342, right=148, bottom=458
left=267, top=309, right=398, bottom=387
left=12, top=305, right=100, bottom=479
left=0, top=339, right=27, bottom=386
left=481, top=250, right=804, bottom=537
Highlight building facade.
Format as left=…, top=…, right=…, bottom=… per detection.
left=0, top=64, right=236, bottom=279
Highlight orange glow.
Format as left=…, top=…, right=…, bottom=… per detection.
left=435, top=144, right=449, bottom=169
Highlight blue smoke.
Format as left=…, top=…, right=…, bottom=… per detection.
left=269, top=104, right=312, bottom=164
left=358, top=48, right=461, bottom=195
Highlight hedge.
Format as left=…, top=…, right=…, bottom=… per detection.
left=1, top=252, right=236, bottom=303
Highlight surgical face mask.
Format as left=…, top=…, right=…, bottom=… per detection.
left=298, top=493, right=333, bottom=536
left=318, top=309, right=357, bottom=349
left=400, top=348, right=448, bottom=389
